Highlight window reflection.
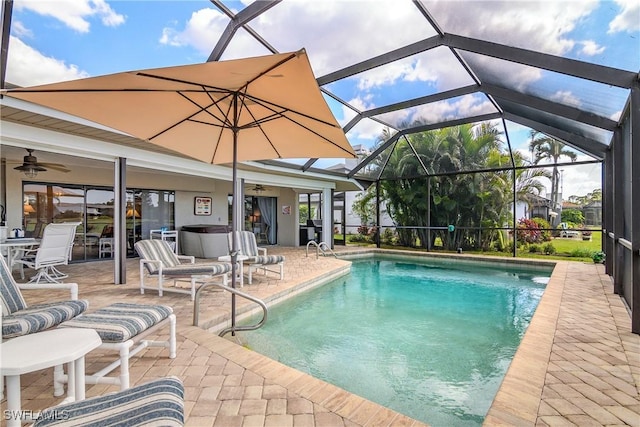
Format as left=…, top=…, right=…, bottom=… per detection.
left=22, top=183, right=174, bottom=261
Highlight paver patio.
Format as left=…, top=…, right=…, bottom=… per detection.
left=1, top=247, right=638, bottom=426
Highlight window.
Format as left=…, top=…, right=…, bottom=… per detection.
left=23, top=183, right=174, bottom=261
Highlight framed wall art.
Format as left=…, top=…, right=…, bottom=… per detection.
left=194, top=196, right=212, bottom=216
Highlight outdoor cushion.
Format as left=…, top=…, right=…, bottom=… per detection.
left=2, top=300, right=89, bottom=339
left=0, top=263, right=28, bottom=314
left=59, top=303, right=173, bottom=343
left=33, top=376, right=184, bottom=427
left=254, top=255, right=285, bottom=265
left=160, top=263, right=231, bottom=277
left=135, top=239, right=181, bottom=273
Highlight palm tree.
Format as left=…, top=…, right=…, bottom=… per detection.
left=528, top=131, right=577, bottom=225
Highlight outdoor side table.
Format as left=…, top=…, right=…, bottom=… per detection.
left=0, top=328, right=102, bottom=427
left=218, top=254, right=249, bottom=286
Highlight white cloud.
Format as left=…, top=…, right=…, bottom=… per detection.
left=550, top=91, right=581, bottom=108
left=346, top=117, right=388, bottom=143
left=11, top=20, right=33, bottom=39
left=159, top=8, right=228, bottom=54
left=610, top=110, right=622, bottom=121
left=608, top=0, right=640, bottom=33
left=579, top=40, right=605, bottom=56
left=6, top=36, right=89, bottom=86
left=423, top=0, right=598, bottom=56
left=408, top=95, right=495, bottom=125
left=356, top=57, right=437, bottom=91
left=14, top=0, right=125, bottom=33
left=560, top=160, right=602, bottom=198
left=159, top=1, right=608, bottom=98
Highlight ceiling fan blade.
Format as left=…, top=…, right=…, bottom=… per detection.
left=38, top=163, right=70, bottom=173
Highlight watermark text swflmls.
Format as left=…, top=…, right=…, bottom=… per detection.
left=3, top=409, right=69, bottom=421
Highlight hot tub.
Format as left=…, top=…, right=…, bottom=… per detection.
left=180, top=224, right=230, bottom=258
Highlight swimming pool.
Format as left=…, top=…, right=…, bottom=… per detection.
left=240, top=257, right=550, bottom=426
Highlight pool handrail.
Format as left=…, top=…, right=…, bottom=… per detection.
left=306, top=240, right=337, bottom=259
left=193, top=281, right=268, bottom=337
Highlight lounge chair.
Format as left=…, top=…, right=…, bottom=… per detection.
left=135, top=239, right=231, bottom=300
left=32, top=376, right=184, bottom=426
left=1, top=255, right=88, bottom=401
left=1, top=256, right=88, bottom=340
left=57, top=302, right=176, bottom=391
left=227, top=231, right=285, bottom=284
left=14, top=222, right=81, bottom=284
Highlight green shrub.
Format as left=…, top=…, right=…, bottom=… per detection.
left=561, top=209, right=584, bottom=225
left=517, top=218, right=543, bottom=244
left=491, top=240, right=505, bottom=252
left=531, top=217, right=552, bottom=241
left=529, top=244, right=541, bottom=253
left=570, top=247, right=594, bottom=258
left=381, top=228, right=396, bottom=245
left=592, top=251, right=605, bottom=263
left=543, top=243, right=556, bottom=255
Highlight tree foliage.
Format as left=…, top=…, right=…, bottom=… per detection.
left=561, top=208, right=584, bottom=225
left=567, top=189, right=602, bottom=206
left=364, top=123, right=560, bottom=251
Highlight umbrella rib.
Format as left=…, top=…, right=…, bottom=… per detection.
left=242, top=92, right=341, bottom=129
left=239, top=50, right=300, bottom=91
left=147, top=90, right=235, bottom=142
left=179, top=90, right=234, bottom=128
left=237, top=93, right=355, bottom=157
left=238, top=94, right=282, bottom=158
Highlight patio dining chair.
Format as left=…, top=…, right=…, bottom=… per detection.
left=14, top=222, right=81, bottom=284
left=227, top=230, right=285, bottom=284
left=135, top=239, right=232, bottom=300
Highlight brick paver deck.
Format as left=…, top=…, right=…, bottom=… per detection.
left=2, top=247, right=638, bottom=426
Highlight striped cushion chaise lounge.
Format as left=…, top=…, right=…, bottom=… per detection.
left=1, top=256, right=88, bottom=339
left=227, top=231, right=285, bottom=284
left=33, top=376, right=184, bottom=427
left=135, top=239, right=231, bottom=300
left=57, top=302, right=176, bottom=391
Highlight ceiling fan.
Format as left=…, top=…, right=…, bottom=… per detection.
left=249, top=184, right=267, bottom=193
left=12, top=149, right=70, bottom=177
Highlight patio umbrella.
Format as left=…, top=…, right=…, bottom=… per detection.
left=2, top=49, right=355, bottom=332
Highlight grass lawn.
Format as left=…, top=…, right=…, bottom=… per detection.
left=551, top=232, right=601, bottom=253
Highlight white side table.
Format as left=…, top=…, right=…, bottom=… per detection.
left=218, top=254, right=249, bottom=286
left=1, top=328, right=102, bottom=427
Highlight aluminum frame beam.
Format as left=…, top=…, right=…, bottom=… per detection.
left=483, top=83, right=618, bottom=131
left=443, top=33, right=637, bottom=89
left=503, top=112, right=606, bottom=159
left=208, top=0, right=281, bottom=62
left=0, top=0, right=13, bottom=90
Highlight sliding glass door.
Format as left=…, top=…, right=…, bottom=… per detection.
left=23, top=183, right=174, bottom=261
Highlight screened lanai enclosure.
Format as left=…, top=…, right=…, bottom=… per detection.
left=1, top=0, right=638, bottom=333
left=198, top=0, right=639, bottom=332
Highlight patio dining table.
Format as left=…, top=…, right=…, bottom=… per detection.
left=0, top=237, right=40, bottom=279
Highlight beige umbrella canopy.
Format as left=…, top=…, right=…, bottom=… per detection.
left=2, top=49, right=354, bottom=163
left=3, top=49, right=355, bottom=333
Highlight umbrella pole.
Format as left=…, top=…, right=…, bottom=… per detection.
left=230, top=99, right=239, bottom=336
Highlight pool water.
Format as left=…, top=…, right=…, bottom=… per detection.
left=240, top=258, right=549, bottom=426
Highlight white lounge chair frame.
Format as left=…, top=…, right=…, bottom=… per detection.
left=135, top=239, right=231, bottom=300
left=228, top=231, right=284, bottom=284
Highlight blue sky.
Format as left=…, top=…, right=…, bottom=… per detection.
left=5, top=0, right=639, bottom=198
